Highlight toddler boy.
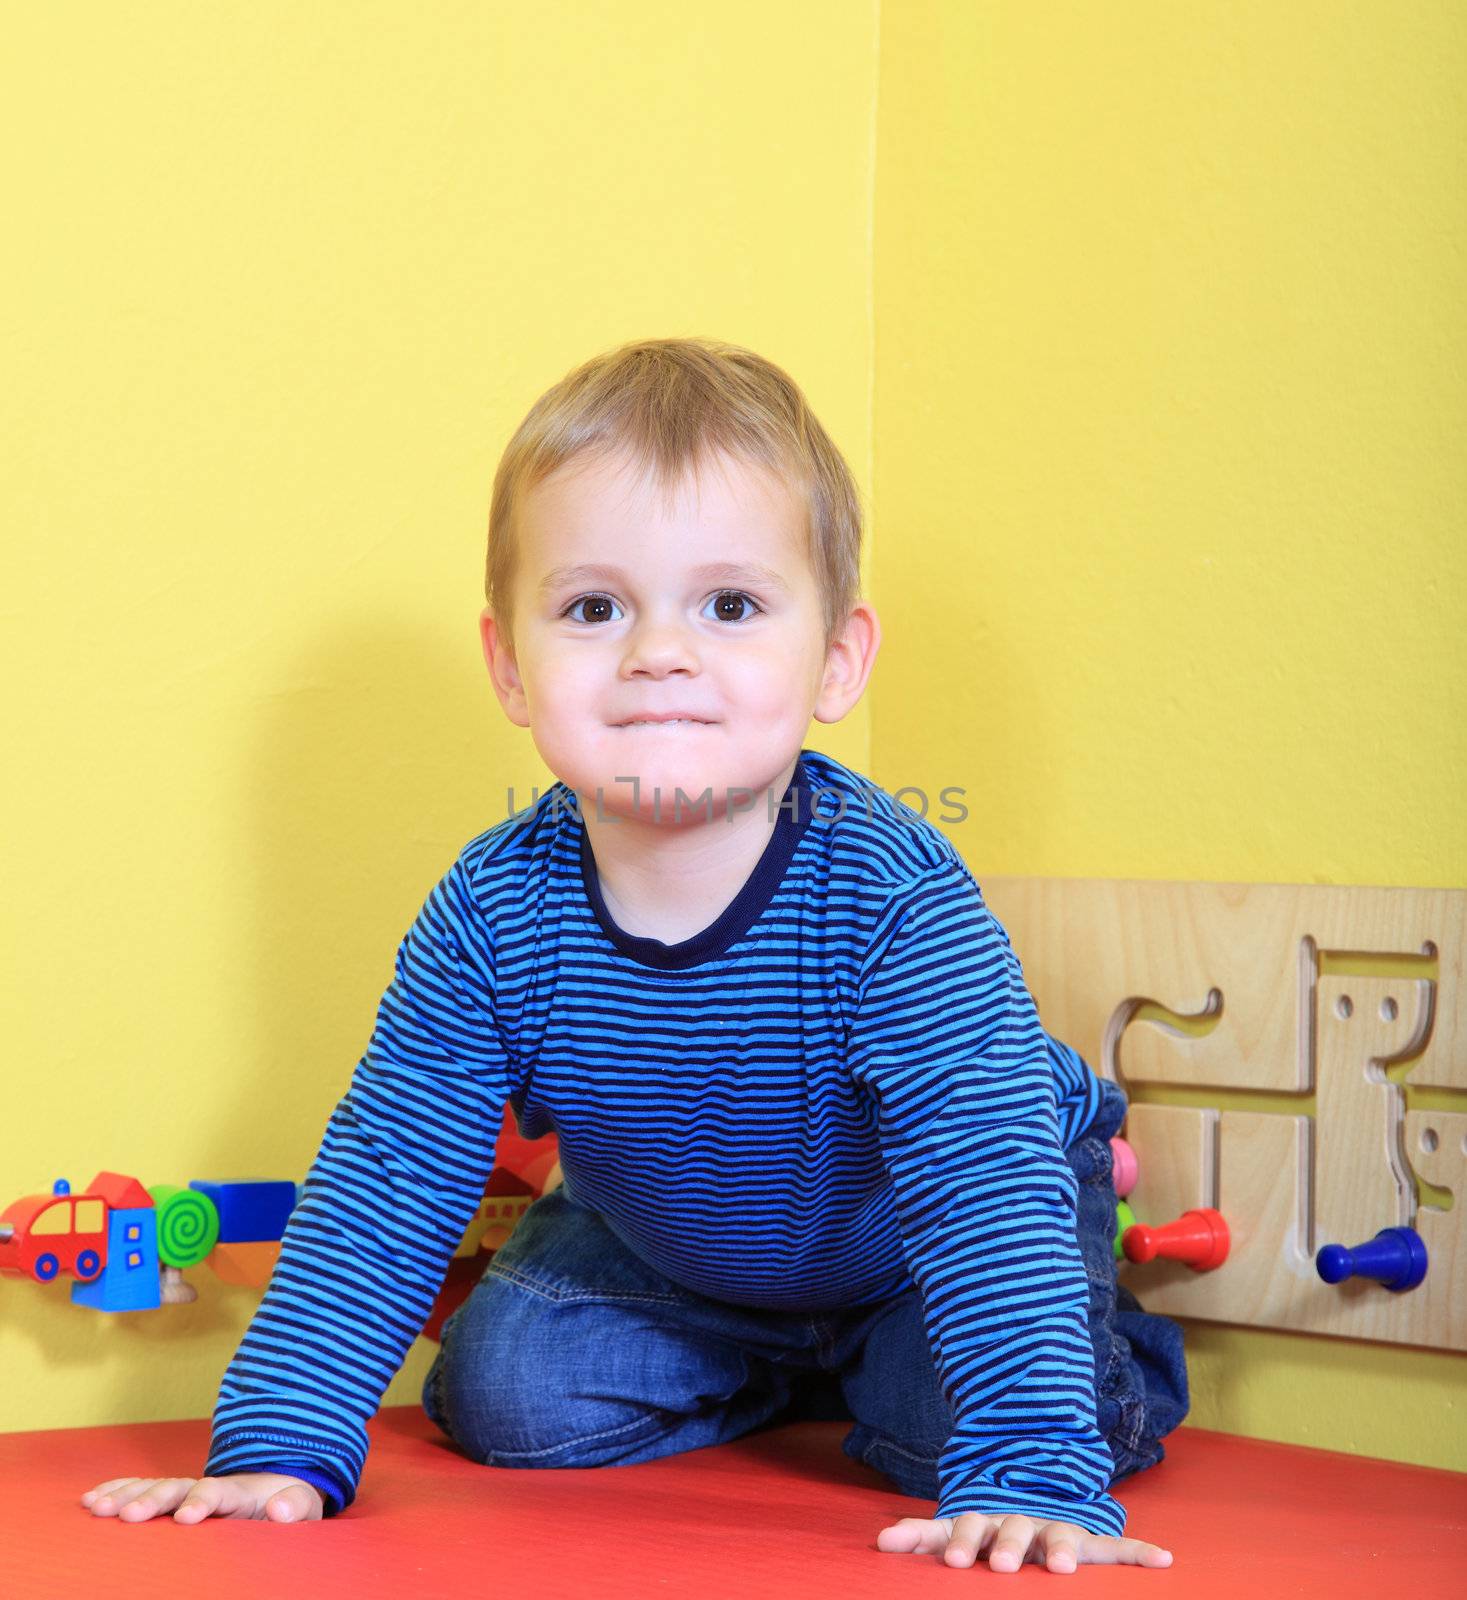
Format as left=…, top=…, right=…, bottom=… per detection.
left=82, top=338, right=1187, bottom=1574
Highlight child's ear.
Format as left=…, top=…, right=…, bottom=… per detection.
left=479, top=605, right=530, bottom=727
left=813, top=601, right=881, bottom=724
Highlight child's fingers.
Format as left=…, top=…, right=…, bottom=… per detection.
left=173, top=1479, right=231, bottom=1522
left=876, top=1513, right=1174, bottom=1572
left=263, top=1484, right=323, bottom=1523
left=85, top=1479, right=163, bottom=1516
left=105, top=1478, right=195, bottom=1520
left=969, top=1513, right=1036, bottom=1571
left=80, top=1477, right=142, bottom=1509
left=1041, top=1534, right=1081, bottom=1573
left=875, top=1515, right=955, bottom=1553
left=81, top=1472, right=322, bottom=1524
left=1077, top=1533, right=1174, bottom=1567
left=118, top=1478, right=199, bottom=1520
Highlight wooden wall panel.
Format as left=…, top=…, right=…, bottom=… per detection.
left=980, top=878, right=1465, bottom=1352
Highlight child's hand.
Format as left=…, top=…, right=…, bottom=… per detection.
left=876, top=1512, right=1173, bottom=1573
left=79, top=1472, right=325, bottom=1524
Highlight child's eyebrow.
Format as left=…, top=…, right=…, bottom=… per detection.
left=537, top=561, right=791, bottom=596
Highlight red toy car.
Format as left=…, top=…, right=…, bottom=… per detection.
left=0, top=1180, right=110, bottom=1284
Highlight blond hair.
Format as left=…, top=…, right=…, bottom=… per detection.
left=485, top=337, right=864, bottom=659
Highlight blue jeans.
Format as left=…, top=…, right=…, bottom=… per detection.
left=421, top=1078, right=1189, bottom=1502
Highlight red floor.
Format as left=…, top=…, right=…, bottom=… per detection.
left=3, top=1408, right=1463, bottom=1598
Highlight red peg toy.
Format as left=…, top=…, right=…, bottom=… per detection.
left=1122, top=1207, right=1230, bottom=1272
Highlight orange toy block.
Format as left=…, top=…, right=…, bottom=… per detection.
left=205, top=1239, right=281, bottom=1287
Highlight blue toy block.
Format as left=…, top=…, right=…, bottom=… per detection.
left=71, top=1208, right=161, bottom=1312
left=187, top=1179, right=297, bottom=1243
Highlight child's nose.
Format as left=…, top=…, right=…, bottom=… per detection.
left=623, top=617, right=701, bottom=672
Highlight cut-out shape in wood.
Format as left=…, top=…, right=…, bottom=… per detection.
left=977, top=879, right=1466, bottom=1352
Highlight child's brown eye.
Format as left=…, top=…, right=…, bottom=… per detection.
left=708, top=590, right=759, bottom=623
left=564, top=595, right=620, bottom=624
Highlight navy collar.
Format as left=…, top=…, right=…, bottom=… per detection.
left=578, top=756, right=816, bottom=970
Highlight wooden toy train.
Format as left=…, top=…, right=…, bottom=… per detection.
left=0, top=1104, right=565, bottom=1337
left=0, top=1173, right=302, bottom=1311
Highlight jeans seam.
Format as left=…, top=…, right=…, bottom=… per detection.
left=1113, top=1387, right=1149, bottom=1469
left=481, top=1407, right=674, bottom=1463
left=486, top=1262, right=690, bottom=1306
left=850, top=1424, right=941, bottom=1469
left=806, top=1313, right=837, bottom=1369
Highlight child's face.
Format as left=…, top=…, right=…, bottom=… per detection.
left=482, top=445, right=859, bottom=824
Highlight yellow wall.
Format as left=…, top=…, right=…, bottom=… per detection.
left=3, top=0, right=1463, bottom=1477
left=1, top=0, right=878, bottom=1435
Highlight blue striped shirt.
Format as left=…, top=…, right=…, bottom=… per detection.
left=204, top=748, right=1122, bottom=1535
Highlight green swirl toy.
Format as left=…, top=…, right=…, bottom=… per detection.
left=147, top=1184, right=221, bottom=1270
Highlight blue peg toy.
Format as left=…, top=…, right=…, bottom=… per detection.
left=1315, top=1226, right=1428, bottom=1293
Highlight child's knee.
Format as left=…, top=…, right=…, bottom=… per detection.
left=429, top=1270, right=700, bottom=1467
left=430, top=1273, right=567, bottom=1460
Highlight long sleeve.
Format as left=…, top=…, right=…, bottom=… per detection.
left=203, top=856, right=512, bottom=1515
left=845, top=862, right=1125, bottom=1537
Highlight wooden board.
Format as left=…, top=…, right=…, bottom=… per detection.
left=980, top=878, right=1466, bottom=1352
